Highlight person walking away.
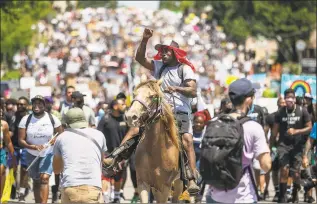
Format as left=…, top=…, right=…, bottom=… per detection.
left=265, top=97, right=286, bottom=202
left=44, top=96, right=62, bottom=203
left=270, top=88, right=312, bottom=203
left=71, top=91, right=96, bottom=128
left=202, top=78, right=271, bottom=203
left=0, top=106, right=17, bottom=200
left=59, top=86, right=75, bottom=117
left=98, top=99, right=128, bottom=203
left=53, top=108, right=107, bottom=203
left=8, top=97, right=30, bottom=201
left=18, top=95, right=63, bottom=204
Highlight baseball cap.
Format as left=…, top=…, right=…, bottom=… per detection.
left=229, top=78, right=260, bottom=101
left=44, top=96, right=54, bottom=104
left=304, top=93, right=313, bottom=99
left=71, top=91, right=86, bottom=99
left=64, top=108, right=88, bottom=128
left=31, top=95, right=45, bottom=104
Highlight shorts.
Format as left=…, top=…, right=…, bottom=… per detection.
left=61, top=185, right=103, bottom=204
left=271, top=155, right=280, bottom=171
left=175, top=112, right=193, bottom=135
left=7, top=148, right=28, bottom=168
left=0, top=148, right=7, bottom=167
left=278, top=145, right=303, bottom=175
left=26, top=152, right=53, bottom=180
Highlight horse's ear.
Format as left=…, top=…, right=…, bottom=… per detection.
left=157, top=78, right=163, bottom=86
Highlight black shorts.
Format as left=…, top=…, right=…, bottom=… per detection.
left=272, top=155, right=280, bottom=171
left=278, top=144, right=303, bottom=175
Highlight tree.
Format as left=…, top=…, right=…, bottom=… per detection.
left=77, top=1, right=117, bottom=9
left=159, top=1, right=195, bottom=12
left=1, top=1, right=55, bottom=68
left=203, top=1, right=316, bottom=63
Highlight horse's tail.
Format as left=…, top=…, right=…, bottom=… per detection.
left=163, top=103, right=180, bottom=150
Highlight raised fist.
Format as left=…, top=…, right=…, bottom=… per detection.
left=143, top=28, right=153, bottom=39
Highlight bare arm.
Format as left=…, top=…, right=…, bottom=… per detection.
left=257, top=152, right=272, bottom=172
left=135, top=38, right=154, bottom=71
left=18, top=128, right=37, bottom=150
left=135, top=28, right=154, bottom=71
left=53, top=155, right=63, bottom=174
left=304, top=137, right=313, bottom=157
left=120, top=127, right=140, bottom=145
left=295, top=121, right=312, bottom=135
left=174, top=79, right=197, bottom=98
left=2, top=121, right=14, bottom=157
left=270, top=123, right=279, bottom=148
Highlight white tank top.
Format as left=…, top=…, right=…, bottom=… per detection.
left=0, top=125, right=3, bottom=146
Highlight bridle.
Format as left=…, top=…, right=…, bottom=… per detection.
left=130, top=95, right=162, bottom=127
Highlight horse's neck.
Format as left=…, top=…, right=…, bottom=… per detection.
left=144, top=118, right=169, bottom=148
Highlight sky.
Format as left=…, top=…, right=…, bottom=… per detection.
left=117, top=1, right=160, bottom=10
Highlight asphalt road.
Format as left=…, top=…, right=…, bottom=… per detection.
left=8, top=169, right=312, bottom=203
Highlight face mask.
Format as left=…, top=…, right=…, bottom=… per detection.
left=247, top=103, right=255, bottom=115
left=285, top=98, right=295, bottom=107
left=98, top=109, right=105, bottom=117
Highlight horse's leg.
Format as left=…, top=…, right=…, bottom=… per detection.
left=152, top=186, right=170, bottom=203
left=172, top=179, right=183, bottom=203
left=138, top=182, right=150, bottom=203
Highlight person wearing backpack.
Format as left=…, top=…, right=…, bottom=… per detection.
left=201, top=78, right=271, bottom=203
left=18, top=95, right=63, bottom=204
left=270, top=88, right=312, bottom=203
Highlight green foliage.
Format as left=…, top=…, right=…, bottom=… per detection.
left=1, top=70, right=21, bottom=81
left=77, top=1, right=117, bottom=9
left=1, top=1, right=55, bottom=66
left=159, top=1, right=194, bottom=12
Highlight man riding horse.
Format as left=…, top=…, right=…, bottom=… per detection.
left=103, top=28, right=200, bottom=195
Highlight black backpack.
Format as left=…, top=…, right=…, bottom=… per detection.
left=200, top=114, right=253, bottom=191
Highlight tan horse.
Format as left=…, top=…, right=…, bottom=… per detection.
left=125, top=79, right=184, bottom=203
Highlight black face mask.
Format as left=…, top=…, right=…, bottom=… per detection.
left=46, top=104, right=52, bottom=112
left=33, top=110, right=45, bottom=116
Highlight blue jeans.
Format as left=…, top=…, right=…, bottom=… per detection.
left=7, top=148, right=28, bottom=168
left=25, top=152, right=53, bottom=180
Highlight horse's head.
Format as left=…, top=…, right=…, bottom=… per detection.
left=126, top=79, right=163, bottom=127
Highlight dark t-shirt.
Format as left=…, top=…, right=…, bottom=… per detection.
left=11, top=113, right=25, bottom=148
left=266, top=112, right=277, bottom=129
left=248, top=104, right=266, bottom=127
left=97, top=113, right=128, bottom=153
left=275, top=105, right=311, bottom=147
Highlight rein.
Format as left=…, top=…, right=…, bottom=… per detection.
left=131, top=96, right=162, bottom=127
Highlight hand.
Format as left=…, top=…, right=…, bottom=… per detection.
left=34, top=145, right=45, bottom=151
left=302, top=155, right=309, bottom=168
left=143, top=28, right=153, bottom=39
left=164, top=86, right=177, bottom=94
left=11, top=155, right=17, bottom=170
left=287, top=128, right=297, bottom=136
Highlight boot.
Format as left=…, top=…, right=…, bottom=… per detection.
left=278, top=183, right=287, bottom=203
left=187, top=179, right=200, bottom=195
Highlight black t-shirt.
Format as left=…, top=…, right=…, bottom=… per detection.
left=248, top=104, right=266, bottom=127
left=275, top=105, right=311, bottom=146
left=266, top=111, right=277, bottom=129
left=11, top=113, right=26, bottom=148
left=97, top=113, right=128, bottom=153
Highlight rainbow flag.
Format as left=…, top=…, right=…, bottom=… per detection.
left=281, top=74, right=316, bottom=103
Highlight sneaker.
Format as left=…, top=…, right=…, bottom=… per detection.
left=131, top=193, right=139, bottom=203
left=307, top=196, right=315, bottom=203
left=18, top=194, right=26, bottom=203
left=120, top=192, right=125, bottom=200
left=187, top=180, right=200, bottom=195
left=273, top=192, right=279, bottom=202
left=112, top=198, right=120, bottom=203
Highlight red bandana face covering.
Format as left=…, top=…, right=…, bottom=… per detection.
left=153, top=45, right=196, bottom=72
